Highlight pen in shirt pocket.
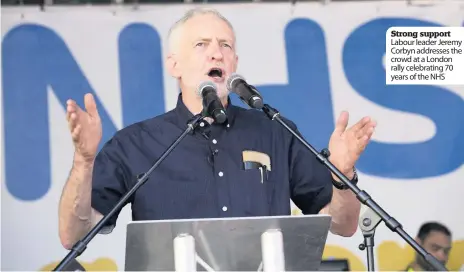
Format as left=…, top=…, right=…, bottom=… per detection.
left=243, top=161, right=267, bottom=183
left=258, top=165, right=269, bottom=183
left=243, top=161, right=269, bottom=183
left=242, top=150, right=271, bottom=183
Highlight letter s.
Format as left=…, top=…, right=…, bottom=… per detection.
left=343, top=18, right=463, bottom=179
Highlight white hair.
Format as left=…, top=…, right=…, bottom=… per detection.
left=167, top=7, right=235, bottom=54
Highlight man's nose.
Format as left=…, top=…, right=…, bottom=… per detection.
left=209, top=41, right=223, bottom=61
left=434, top=250, right=448, bottom=263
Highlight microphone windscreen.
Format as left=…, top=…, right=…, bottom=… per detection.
left=198, top=81, right=217, bottom=96
left=226, top=73, right=245, bottom=91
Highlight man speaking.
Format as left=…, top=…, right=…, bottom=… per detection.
left=58, top=8, right=377, bottom=250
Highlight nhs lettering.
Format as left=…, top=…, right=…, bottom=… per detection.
left=2, top=17, right=463, bottom=201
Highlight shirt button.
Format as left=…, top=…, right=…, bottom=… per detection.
left=222, top=206, right=228, bottom=211
left=218, top=171, right=224, bottom=177
left=212, top=139, right=217, bottom=144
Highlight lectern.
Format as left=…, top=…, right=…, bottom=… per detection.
left=124, top=214, right=331, bottom=271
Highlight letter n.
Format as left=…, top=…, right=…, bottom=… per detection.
left=2, top=24, right=117, bottom=201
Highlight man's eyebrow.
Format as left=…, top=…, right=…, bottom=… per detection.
left=430, top=243, right=451, bottom=250
left=218, top=38, right=233, bottom=43
left=193, top=38, right=233, bottom=43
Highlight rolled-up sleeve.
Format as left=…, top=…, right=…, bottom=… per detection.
left=287, top=121, right=333, bottom=215
left=91, top=137, right=131, bottom=233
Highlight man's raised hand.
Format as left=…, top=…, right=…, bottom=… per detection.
left=66, top=93, right=102, bottom=163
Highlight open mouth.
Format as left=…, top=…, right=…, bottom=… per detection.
left=207, top=68, right=224, bottom=79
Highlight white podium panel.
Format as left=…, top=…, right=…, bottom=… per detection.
left=124, top=214, right=331, bottom=271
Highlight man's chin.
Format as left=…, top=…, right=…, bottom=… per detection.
left=214, top=84, right=229, bottom=97
left=419, top=257, right=446, bottom=270
left=217, top=90, right=230, bottom=101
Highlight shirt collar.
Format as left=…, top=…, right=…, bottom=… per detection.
left=174, top=93, right=237, bottom=130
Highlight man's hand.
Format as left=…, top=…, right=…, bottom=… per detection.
left=328, top=111, right=376, bottom=179
left=66, top=93, right=102, bottom=164
left=60, top=93, right=103, bottom=249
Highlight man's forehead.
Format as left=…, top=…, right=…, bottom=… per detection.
left=183, top=15, right=235, bottom=40
left=424, top=231, right=452, bottom=245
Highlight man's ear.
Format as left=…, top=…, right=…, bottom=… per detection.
left=166, top=54, right=181, bottom=79
left=234, top=54, right=239, bottom=71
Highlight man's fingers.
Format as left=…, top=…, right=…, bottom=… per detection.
left=84, top=93, right=99, bottom=118
left=71, top=124, right=81, bottom=141
left=356, top=121, right=375, bottom=139
left=351, top=116, right=371, bottom=133
left=358, top=134, right=371, bottom=152
left=68, top=112, right=78, bottom=132
left=66, top=99, right=85, bottom=122
left=334, top=111, right=349, bottom=135
left=356, top=127, right=374, bottom=154
left=358, top=119, right=377, bottom=138
left=66, top=99, right=76, bottom=122
left=363, top=127, right=374, bottom=141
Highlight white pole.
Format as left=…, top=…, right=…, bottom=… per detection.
left=261, top=229, right=285, bottom=272
left=174, top=233, right=197, bottom=272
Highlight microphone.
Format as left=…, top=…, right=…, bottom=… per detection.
left=198, top=81, right=227, bottom=124
left=227, top=73, right=264, bottom=109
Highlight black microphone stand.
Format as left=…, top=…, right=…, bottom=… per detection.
left=256, top=103, right=446, bottom=272
left=53, top=113, right=207, bottom=271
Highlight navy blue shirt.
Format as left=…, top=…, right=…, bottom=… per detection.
left=91, top=94, right=333, bottom=231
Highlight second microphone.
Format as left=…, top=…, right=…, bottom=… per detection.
left=198, top=81, right=227, bottom=124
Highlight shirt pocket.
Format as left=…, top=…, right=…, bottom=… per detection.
left=236, top=168, right=275, bottom=216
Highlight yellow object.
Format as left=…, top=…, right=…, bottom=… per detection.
left=242, top=150, right=271, bottom=170
left=293, top=207, right=464, bottom=271
left=40, top=257, right=118, bottom=271
left=322, top=245, right=367, bottom=271
left=321, top=240, right=464, bottom=271
left=378, top=240, right=464, bottom=271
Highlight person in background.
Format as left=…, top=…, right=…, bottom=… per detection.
left=406, top=221, right=452, bottom=271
